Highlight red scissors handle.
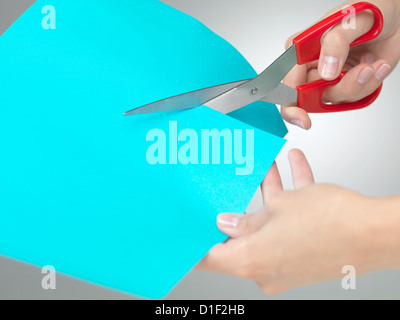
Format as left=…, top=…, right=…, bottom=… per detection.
left=292, top=2, right=384, bottom=113
left=293, top=2, right=384, bottom=65
left=296, top=71, right=382, bottom=113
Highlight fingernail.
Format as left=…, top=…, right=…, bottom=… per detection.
left=321, top=56, right=339, bottom=79
left=217, top=213, right=243, bottom=228
left=365, top=53, right=374, bottom=65
left=291, top=119, right=304, bottom=129
left=357, top=67, right=374, bottom=84
left=375, top=64, right=391, bottom=81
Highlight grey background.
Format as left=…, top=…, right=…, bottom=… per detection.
left=1, top=0, right=399, bottom=299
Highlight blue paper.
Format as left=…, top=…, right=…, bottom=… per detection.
left=0, top=0, right=287, bottom=298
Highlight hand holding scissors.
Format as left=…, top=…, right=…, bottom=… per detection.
left=125, top=2, right=384, bottom=122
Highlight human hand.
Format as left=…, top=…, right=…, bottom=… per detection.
left=283, top=0, right=400, bottom=129
left=197, top=149, right=393, bottom=294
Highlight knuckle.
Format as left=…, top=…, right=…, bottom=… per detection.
left=238, top=216, right=252, bottom=234
left=285, top=32, right=300, bottom=50
left=267, top=192, right=287, bottom=211
left=285, top=37, right=293, bottom=50
left=323, top=29, right=347, bottom=48
left=319, top=183, right=340, bottom=193
left=238, top=214, right=260, bottom=235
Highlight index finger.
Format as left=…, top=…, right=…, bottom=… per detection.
left=288, top=149, right=315, bottom=189
left=261, top=162, right=283, bottom=204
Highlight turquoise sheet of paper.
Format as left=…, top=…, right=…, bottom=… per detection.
left=0, top=0, right=287, bottom=298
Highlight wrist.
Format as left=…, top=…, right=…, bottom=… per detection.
left=360, top=196, right=400, bottom=272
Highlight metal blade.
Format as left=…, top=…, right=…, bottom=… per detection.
left=124, top=79, right=250, bottom=116
left=259, top=82, right=298, bottom=106
left=205, top=45, right=297, bottom=114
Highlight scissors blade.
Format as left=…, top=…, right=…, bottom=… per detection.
left=205, top=45, right=298, bottom=114
left=259, top=82, right=298, bottom=106
left=124, top=79, right=250, bottom=116
left=206, top=81, right=298, bottom=112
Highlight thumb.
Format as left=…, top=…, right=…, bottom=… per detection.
left=318, top=9, right=375, bottom=80
left=217, top=210, right=268, bottom=238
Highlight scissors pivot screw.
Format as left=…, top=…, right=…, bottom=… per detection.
left=251, top=87, right=259, bottom=95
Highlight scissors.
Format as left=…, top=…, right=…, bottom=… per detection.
left=124, top=2, right=383, bottom=117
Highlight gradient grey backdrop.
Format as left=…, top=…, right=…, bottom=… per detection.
left=1, top=0, right=399, bottom=299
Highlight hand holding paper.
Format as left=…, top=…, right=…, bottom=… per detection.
left=199, top=150, right=400, bottom=295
